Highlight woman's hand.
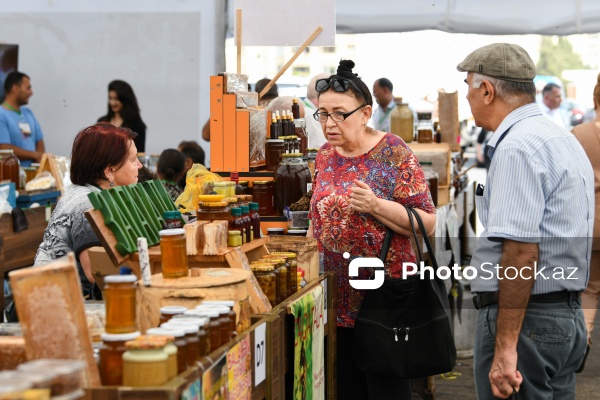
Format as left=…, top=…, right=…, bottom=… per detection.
left=349, top=180, right=379, bottom=214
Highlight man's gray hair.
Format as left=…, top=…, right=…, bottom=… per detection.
left=471, top=73, right=536, bottom=105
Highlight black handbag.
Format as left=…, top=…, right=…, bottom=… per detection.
left=353, top=206, right=456, bottom=378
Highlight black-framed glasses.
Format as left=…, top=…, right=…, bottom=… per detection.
left=315, top=78, right=366, bottom=100
left=313, top=104, right=366, bottom=123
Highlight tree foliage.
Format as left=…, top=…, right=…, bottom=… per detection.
left=536, top=36, right=587, bottom=78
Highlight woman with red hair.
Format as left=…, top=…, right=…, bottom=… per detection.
left=34, top=123, right=142, bottom=298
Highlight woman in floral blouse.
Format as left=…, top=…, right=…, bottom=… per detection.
left=307, top=60, right=436, bottom=399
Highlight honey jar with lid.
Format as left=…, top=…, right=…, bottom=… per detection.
left=99, top=331, right=141, bottom=386
left=104, top=275, right=137, bottom=333
left=142, top=330, right=178, bottom=381
left=185, top=309, right=222, bottom=353
left=161, top=322, right=200, bottom=365
left=250, top=263, right=277, bottom=306
left=197, top=201, right=231, bottom=222
left=150, top=327, right=187, bottom=374
left=159, top=229, right=189, bottom=279
left=159, top=305, right=188, bottom=325
left=122, top=337, right=169, bottom=387
left=199, top=300, right=237, bottom=337
left=271, top=252, right=298, bottom=295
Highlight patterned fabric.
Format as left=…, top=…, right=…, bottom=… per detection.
left=34, top=184, right=102, bottom=294
left=162, top=180, right=183, bottom=203
left=308, top=133, right=435, bottom=327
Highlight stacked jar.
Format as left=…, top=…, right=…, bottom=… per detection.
left=260, top=256, right=289, bottom=300
left=250, top=263, right=278, bottom=307
left=270, top=252, right=298, bottom=295
left=122, top=336, right=169, bottom=387
left=101, top=274, right=141, bottom=386
left=199, top=300, right=238, bottom=337
left=168, top=315, right=210, bottom=359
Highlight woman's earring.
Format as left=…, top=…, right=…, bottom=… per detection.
left=110, top=181, right=114, bottom=187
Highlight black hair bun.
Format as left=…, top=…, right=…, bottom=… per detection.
left=337, top=59, right=358, bottom=79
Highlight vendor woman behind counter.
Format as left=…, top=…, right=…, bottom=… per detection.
left=34, top=123, right=142, bottom=299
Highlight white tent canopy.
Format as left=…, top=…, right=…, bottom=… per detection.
left=229, top=0, right=600, bottom=37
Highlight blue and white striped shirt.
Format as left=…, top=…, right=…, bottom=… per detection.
left=470, top=103, right=594, bottom=294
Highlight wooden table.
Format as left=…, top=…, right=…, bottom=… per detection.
left=0, top=207, right=50, bottom=321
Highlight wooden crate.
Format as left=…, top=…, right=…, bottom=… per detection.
left=265, top=236, right=319, bottom=282
left=407, top=142, right=452, bottom=187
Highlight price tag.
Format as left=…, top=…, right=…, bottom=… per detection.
left=321, top=278, right=328, bottom=325
left=254, top=322, right=266, bottom=385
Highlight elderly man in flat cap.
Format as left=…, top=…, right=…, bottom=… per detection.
left=458, top=43, right=593, bottom=399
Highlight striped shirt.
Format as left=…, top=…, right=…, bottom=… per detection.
left=470, top=103, right=594, bottom=294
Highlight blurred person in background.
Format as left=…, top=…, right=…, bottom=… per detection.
left=539, top=83, right=570, bottom=130
left=255, top=78, right=278, bottom=106
left=34, top=124, right=142, bottom=299
left=0, top=71, right=45, bottom=166
left=98, top=80, right=147, bottom=152
left=178, top=140, right=205, bottom=188
left=571, top=72, right=600, bottom=373
left=157, top=148, right=185, bottom=202
left=371, top=77, right=395, bottom=132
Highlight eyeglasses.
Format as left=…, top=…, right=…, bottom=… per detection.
left=313, top=104, right=366, bottom=123
left=315, top=78, right=366, bottom=100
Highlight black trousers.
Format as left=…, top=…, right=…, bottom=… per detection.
left=337, top=327, right=412, bottom=400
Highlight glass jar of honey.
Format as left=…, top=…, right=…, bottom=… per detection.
left=186, top=309, right=222, bottom=353
left=122, top=337, right=169, bottom=387
left=228, top=230, right=243, bottom=247
left=163, top=210, right=183, bottom=230
left=197, top=201, right=231, bottom=222
left=143, top=330, right=178, bottom=381
left=153, top=327, right=187, bottom=374
left=265, top=139, right=285, bottom=171
left=99, top=332, right=141, bottom=386
left=253, top=181, right=275, bottom=216
left=274, top=154, right=312, bottom=215
left=103, top=275, right=137, bottom=333
left=162, top=322, right=199, bottom=366
left=0, top=149, right=20, bottom=188
left=262, top=256, right=289, bottom=299
left=199, top=301, right=237, bottom=337
left=212, top=181, right=228, bottom=196
left=159, top=229, right=189, bottom=279
left=271, top=252, right=298, bottom=295
left=201, top=306, right=232, bottom=345
left=251, top=264, right=277, bottom=307
left=159, top=305, right=188, bottom=325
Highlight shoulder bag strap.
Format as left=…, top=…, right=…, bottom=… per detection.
left=379, top=227, right=394, bottom=262
left=403, top=206, right=438, bottom=270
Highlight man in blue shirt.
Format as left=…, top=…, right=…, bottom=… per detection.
left=458, top=43, right=593, bottom=399
left=0, top=71, right=45, bottom=167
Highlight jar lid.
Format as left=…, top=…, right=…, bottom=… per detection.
left=0, top=149, right=14, bottom=154
left=251, top=264, right=275, bottom=272
left=241, top=205, right=249, bottom=212
left=197, top=304, right=230, bottom=314
left=163, top=210, right=182, bottom=219
left=141, top=330, right=175, bottom=343
left=261, top=256, right=286, bottom=264
left=213, top=181, right=228, bottom=187
left=307, top=148, right=320, bottom=152
left=199, top=201, right=228, bottom=207
left=126, top=337, right=167, bottom=349
left=198, top=194, right=225, bottom=202
left=271, top=252, right=297, bottom=259
left=267, top=228, right=285, bottom=232
left=185, top=309, right=219, bottom=318
left=104, top=274, right=137, bottom=283
left=281, top=153, right=303, bottom=158
left=149, top=327, right=185, bottom=337
left=170, top=315, right=208, bottom=326
left=231, top=207, right=242, bottom=216
left=0, top=382, right=30, bottom=394
left=101, top=332, right=141, bottom=342
left=228, top=230, right=242, bottom=235
left=161, top=323, right=197, bottom=334
left=266, top=139, right=284, bottom=143
left=249, top=202, right=258, bottom=210
left=238, top=180, right=249, bottom=185
left=160, top=305, right=188, bottom=314
left=159, top=228, right=186, bottom=236
left=201, top=300, right=235, bottom=307
left=287, top=229, right=308, bottom=234
left=253, top=180, right=272, bottom=185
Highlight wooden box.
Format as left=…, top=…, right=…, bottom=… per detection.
left=265, top=236, right=319, bottom=282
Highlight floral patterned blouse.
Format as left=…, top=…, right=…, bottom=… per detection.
left=308, top=133, right=435, bottom=328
